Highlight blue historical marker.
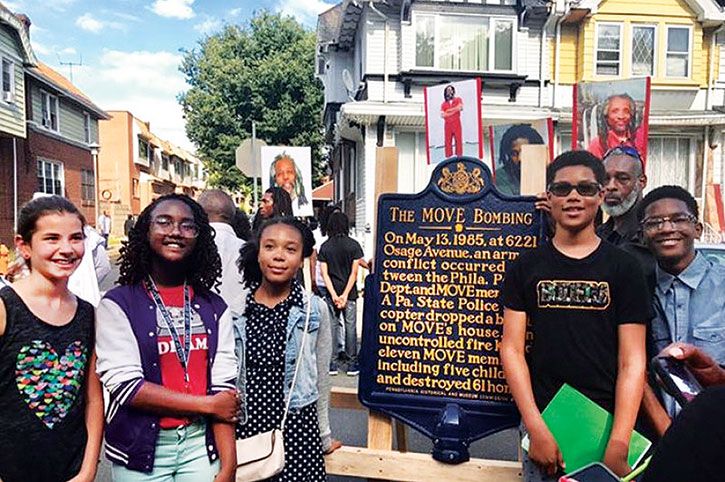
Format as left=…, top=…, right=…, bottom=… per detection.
left=358, top=156, right=546, bottom=463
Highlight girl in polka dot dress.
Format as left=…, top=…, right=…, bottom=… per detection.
left=233, top=217, right=327, bottom=481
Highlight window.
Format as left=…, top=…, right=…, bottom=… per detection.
left=646, top=137, right=692, bottom=191
left=666, top=26, right=690, bottom=77
left=632, top=25, right=656, bottom=77
left=132, top=178, right=140, bottom=198
left=414, top=14, right=515, bottom=72
left=81, top=169, right=95, bottom=204
left=595, top=23, right=621, bottom=76
left=83, top=113, right=91, bottom=143
left=161, top=154, right=169, bottom=171
left=37, top=159, right=64, bottom=195
left=2, top=58, right=13, bottom=102
left=138, top=138, right=149, bottom=162
left=40, top=91, right=59, bottom=131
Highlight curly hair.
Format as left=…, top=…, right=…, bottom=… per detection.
left=637, top=185, right=699, bottom=222
left=238, top=217, right=314, bottom=287
left=498, top=124, right=545, bottom=177
left=118, top=193, right=222, bottom=292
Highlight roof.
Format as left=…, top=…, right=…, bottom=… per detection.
left=317, top=3, right=343, bottom=45
left=0, top=3, right=37, bottom=65
left=27, top=62, right=109, bottom=119
left=312, top=180, right=334, bottom=201
left=573, top=0, right=725, bottom=25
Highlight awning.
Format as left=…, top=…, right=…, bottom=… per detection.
left=312, top=180, right=334, bottom=201
left=339, top=101, right=725, bottom=128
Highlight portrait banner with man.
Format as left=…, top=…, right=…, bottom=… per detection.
left=424, top=78, right=483, bottom=165
left=573, top=77, right=651, bottom=163
left=487, top=118, right=554, bottom=196
left=261, top=146, right=314, bottom=217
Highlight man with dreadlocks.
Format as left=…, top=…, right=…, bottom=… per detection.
left=95, top=193, right=239, bottom=481
left=270, top=152, right=309, bottom=214
left=587, top=93, right=646, bottom=160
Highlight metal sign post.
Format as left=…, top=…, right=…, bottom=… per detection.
left=235, top=124, right=266, bottom=210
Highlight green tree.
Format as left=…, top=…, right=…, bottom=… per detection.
left=179, top=11, right=325, bottom=192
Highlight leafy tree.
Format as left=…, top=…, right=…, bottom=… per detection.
left=179, top=11, right=325, bottom=192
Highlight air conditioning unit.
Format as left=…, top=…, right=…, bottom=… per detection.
left=3, top=91, right=13, bottom=103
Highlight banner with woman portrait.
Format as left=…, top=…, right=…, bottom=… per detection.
left=488, top=118, right=554, bottom=196
left=423, top=78, right=483, bottom=164
left=261, top=146, right=314, bottom=217
left=573, top=77, right=651, bottom=163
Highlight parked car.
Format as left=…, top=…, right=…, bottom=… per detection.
left=696, top=243, right=725, bottom=265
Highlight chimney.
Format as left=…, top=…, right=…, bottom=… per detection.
left=15, top=14, right=31, bottom=31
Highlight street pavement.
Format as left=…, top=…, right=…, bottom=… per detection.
left=95, top=254, right=519, bottom=481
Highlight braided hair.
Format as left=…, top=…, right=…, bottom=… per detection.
left=237, top=216, right=315, bottom=287
left=269, top=152, right=309, bottom=207
left=118, top=193, right=222, bottom=292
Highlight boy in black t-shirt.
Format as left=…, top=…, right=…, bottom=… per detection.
left=501, top=151, right=650, bottom=481
left=319, top=212, right=366, bottom=375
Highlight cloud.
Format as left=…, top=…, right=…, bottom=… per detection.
left=151, top=0, right=195, bottom=20
left=277, top=0, right=335, bottom=26
left=194, top=16, right=221, bottom=35
left=58, top=47, right=77, bottom=55
left=75, top=13, right=127, bottom=34
left=228, top=8, right=242, bottom=17
left=76, top=13, right=104, bottom=33
left=70, top=50, right=192, bottom=150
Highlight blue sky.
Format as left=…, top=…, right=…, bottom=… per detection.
left=4, top=0, right=335, bottom=150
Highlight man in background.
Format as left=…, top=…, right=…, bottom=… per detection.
left=97, top=210, right=111, bottom=247
left=199, top=189, right=245, bottom=302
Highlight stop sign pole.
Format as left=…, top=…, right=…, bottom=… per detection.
left=235, top=122, right=266, bottom=208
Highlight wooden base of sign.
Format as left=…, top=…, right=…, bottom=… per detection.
left=325, top=387, right=522, bottom=481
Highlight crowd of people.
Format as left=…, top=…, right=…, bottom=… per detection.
left=503, top=147, right=725, bottom=481
left=0, top=144, right=722, bottom=482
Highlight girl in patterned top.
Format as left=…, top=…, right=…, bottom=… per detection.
left=234, top=217, right=327, bottom=481
left=0, top=195, right=103, bottom=482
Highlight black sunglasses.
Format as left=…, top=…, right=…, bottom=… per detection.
left=547, top=181, right=602, bottom=197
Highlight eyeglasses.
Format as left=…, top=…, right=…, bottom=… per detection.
left=151, top=217, right=200, bottom=238
left=641, top=214, right=697, bottom=232
left=602, top=145, right=643, bottom=164
left=547, top=181, right=602, bottom=197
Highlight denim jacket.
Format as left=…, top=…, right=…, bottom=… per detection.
left=229, top=288, right=322, bottom=423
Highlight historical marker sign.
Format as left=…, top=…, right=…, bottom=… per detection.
left=359, top=156, right=545, bottom=462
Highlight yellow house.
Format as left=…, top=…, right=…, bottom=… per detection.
left=551, top=0, right=725, bottom=236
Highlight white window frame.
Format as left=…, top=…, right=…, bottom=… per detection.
left=40, top=90, right=60, bottom=132
left=413, top=12, right=518, bottom=73
left=645, top=135, right=697, bottom=195
left=37, top=158, right=65, bottom=196
left=630, top=24, right=657, bottom=78
left=594, top=22, right=623, bottom=77
left=1, top=57, right=14, bottom=104
left=665, top=25, right=693, bottom=79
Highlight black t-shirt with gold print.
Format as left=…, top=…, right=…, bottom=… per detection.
left=502, top=240, right=652, bottom=413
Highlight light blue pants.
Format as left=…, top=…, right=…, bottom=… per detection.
left=112, top=422, right=219, bottom=482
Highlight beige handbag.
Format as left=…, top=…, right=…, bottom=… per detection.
left=235, top=295, right=311, bottom=481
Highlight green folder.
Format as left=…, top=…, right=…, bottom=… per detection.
left=538, top=384, right=652, bottom=473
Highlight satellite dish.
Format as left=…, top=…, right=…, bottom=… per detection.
left=342, top=69, right=356, bottom=100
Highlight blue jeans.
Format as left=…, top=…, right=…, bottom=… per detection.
left=321, top=289, right=357, bottom=360
left=112, top=422, right=219, bottom=481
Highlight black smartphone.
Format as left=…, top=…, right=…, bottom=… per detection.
left=651, top=355, right=703, bottom=407
left=559, top=462, right=619, bottom=482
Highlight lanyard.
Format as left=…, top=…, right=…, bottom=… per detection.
left=146, top=277, right=192, bottom=383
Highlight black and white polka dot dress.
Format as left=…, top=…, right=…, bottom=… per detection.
left=237, top=282, right=327, bottom=481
